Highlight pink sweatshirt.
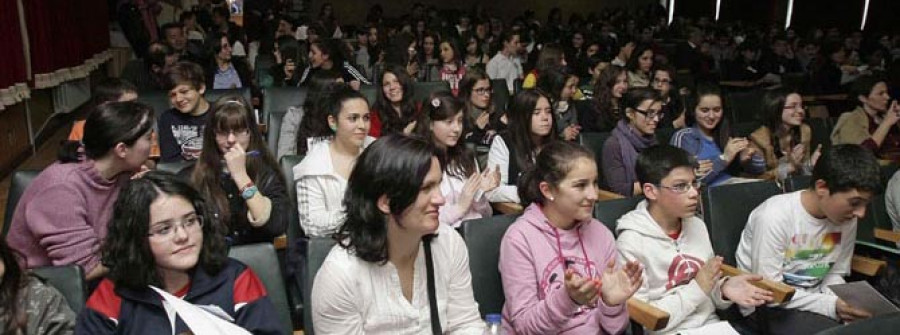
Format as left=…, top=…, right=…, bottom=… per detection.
left=499, top=204, right=629, bottom=334
left=6, top=161, right=130, bottom=273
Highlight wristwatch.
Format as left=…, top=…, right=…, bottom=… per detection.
left=240, top=182, right=258, bottom=200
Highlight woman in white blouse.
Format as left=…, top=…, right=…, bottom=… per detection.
left=414, top=91, right=499, bottom=228
left=311, top=135, right=485, bottom=334
left=487, top=89, right=557, bottom=204
left=293, top=86, right=374, bottom=237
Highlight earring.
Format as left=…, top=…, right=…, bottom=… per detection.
left=549, top=196, right=555, bottom=201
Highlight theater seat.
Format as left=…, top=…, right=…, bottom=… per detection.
left=264, top=87, right=309, bottom=156
left=303, top=237, right=337, bottom=335
left=205, top=88, right=253, bottom=107
left=701, top=180, right=782, bottom=265
left=814, top=312, right=900, bottom=335
left=3, top=170, right=40, bottom=238
left=277, top=154, right=305, bottom=331
left=228, top=243, right=294, bottom=334
left=136, top=91, right=171, bottom=116
left=491, top=79, right=511, bottom=113
left=782, top=175, right=813, bottom=193
left=593, top=196, right=643, bottom=237
left=412, top=81, right=451, bottom=104
left=31, top=265, right=87, bottom=315
left=358, top=85, right=378, bottom=105
left=579, top=132, right=612, bottom=189
left=460, top=214, right=518, bottom=317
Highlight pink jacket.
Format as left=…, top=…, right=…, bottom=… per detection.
left=499, top=204, right=629, bottom=334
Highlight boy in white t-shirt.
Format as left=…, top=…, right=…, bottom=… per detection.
left=736, top=144, right=880, bottom=334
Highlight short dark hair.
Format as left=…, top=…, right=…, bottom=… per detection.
left=102, top=171, right=228, bottom=290
left=849, top=75, right=886, bottom=107
left=636, top=145, right=696, bottom=186
left=622, top=87, right=662, bottom=112
left=82, top=101, right=155, bottom=160
left=518, top=141, right=595, bottom=205
left=160, top=22, right=184, bottom=36
left=336, top=135, right=437, bottom=264
left=162, top=61, right=205, bottom=91
left=92, top=79, right=137, bottom=106
left=811, top=144, right=882, bottom=194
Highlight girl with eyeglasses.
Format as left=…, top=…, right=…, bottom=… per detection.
left=651, top=66, right=686, bottom=130
left=499, top=141, right=642, bottom=334
left=414, top=91, right=499, bottom=228
left=670, top=87, right=765, bottom=186
left=602, top=88, right=662, bottom=197
left=190, top=95, right=288, bottom=246
left=749, top=89, right=821, bottom=181
left=459, top=67, right=507, bottom=147
left=77, top=171, right=283, bottom=334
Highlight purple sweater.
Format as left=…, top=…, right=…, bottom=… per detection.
left=6, top=161, right=130, bottom=273
left=499, top=204, right=629, bottom=335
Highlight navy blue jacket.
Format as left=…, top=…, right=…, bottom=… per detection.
left=76, top=258, right=284, bottom=334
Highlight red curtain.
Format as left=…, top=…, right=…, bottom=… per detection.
left=24, top=0, right=109, bottom=80
left=0, top=0, right=27, bottom=90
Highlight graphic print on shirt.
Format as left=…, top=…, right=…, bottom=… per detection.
left=172, top=124, right=204, bottom=159
left=539, top=255, right=599, bottom=315
left=782, top=232, right=841, bottom=288
left=666, top=254, right=704, bottom=290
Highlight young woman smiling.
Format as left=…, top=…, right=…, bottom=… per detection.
left=602, top=88, right=663, bottom=196
left=414, top=91, right=499, bottom=228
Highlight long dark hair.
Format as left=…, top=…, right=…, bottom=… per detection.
left=295, top=70, right=345, bottom=155
left=505, top=89, right=557, bottom=172
left=536, top=67, right=576, bottom=105
left=415, top=91, right=475, bottom=179
left=336, top=135, right=436, bottom=264
left=761, top=88, right=802, bottom=158
left=60, top=101, right=155, bottom=164
left=534, top=43, right=566, bottom=74
left=518, top=140, right=594, bottom=205
left=191, top=95, right=284, bottom=231
left=684, top=86, right=732, bottom=150
left=458, top=67, right=496, bottom=127
left=373, top=64, right=417, bottom=135
left=311, top=38, right=346, bottom=68
left=593, top=65, right=626, bottom=130
left=0, top=240, right=26, bottom=333
left=626, top=44, right=653, bottom=74
left=102, top=171, right=228, bottom=290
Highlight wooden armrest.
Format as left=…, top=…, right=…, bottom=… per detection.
left=851, top=255, right=886, bottom=276
left=879, top=159, right=895, bottom=167
left=875, top=228, right=900, bottom=244
left=258, top=124, right=268, bottom=134
left=597, top=189, right=626, bottom=201
left=720, top=265, right=795, bottom=303
left=493, top=202, right=523, bottom=215
left=627, top=298, right=669, bottom=331
left=274, top=235, right=288, bottom=250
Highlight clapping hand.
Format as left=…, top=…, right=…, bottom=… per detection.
left=721, top=274, right=774, bottom=307
left=565, top=269, right=601, bottom=307
left=600, top=259, right=643, bottom=306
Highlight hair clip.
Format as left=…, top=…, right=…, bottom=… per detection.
left=431, top=98, right=441, bottom=108
left=225, top=100, right=244, bottom=107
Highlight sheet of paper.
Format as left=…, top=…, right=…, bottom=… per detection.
left=829, top=281, right=900, bottom=316
left=676, top=321, right=740, bottom=335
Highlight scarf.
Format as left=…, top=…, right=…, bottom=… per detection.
left=613, top=120, right=657, bottom=190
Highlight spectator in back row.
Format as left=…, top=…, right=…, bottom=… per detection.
left=299, top=39, right=370, bottom=90
left=737, top=145, right=879, bottom=334
left=370, top=64, right=420, bottom=137
left=538, top=68, right=581, bottom=141
left=312, top=135, right=485, bottom=333
left=295, top=87, right=374, bottom=237
left=67, top=79, right=139, bottom=145
left=276, top=69, right=344, bottom=158
left=158, top=62, right=212, bottom=163
left=670, top=87, right=765, bottom=186
left=415, top=91, right=499, bottom=228
left=618, top=145, right=774, bottom=334
left=626, top=44, right=654, bottom=88
left=487, top=31, right=524, bottom=93
left=77, top=171, right=283, bottom=334
left=460, top=67, right=506, bottom=148
left=500, top=141, right=642, bottom=334
left=749, top=89, right=821, bottom=181
left=831, top=75, right=900, bottom=160
left=580, top=65, right=628, bottom=133
left=189, top=96, right=288, bottom=246
left=603, top=88, right=662, bottom=197
left=7, top=102, right=154, bottom=281
left=488, top=89, right=557, bottom=204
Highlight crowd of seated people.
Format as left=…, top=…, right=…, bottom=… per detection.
left=3, top=1, right=900, bottom=333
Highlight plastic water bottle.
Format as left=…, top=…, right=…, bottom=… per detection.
left=484, top=313, right=503, bottom=335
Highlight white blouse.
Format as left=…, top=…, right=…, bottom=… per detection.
left=311, top=224, right=485, bottom=335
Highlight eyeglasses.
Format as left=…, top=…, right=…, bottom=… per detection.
left=148, top=215, right=204, bottom=238
left=215, top=129, right=251, bottom=137
left=473, top=87, right=493, bottom=96
left=656, top=181, right=701, bottom=194
left=783, top=104, right=808, bottom=113
left=632, top=107, right=664, bottom=120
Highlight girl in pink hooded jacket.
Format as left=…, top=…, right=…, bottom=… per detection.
left=499, top=141, right=643, bottom=334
